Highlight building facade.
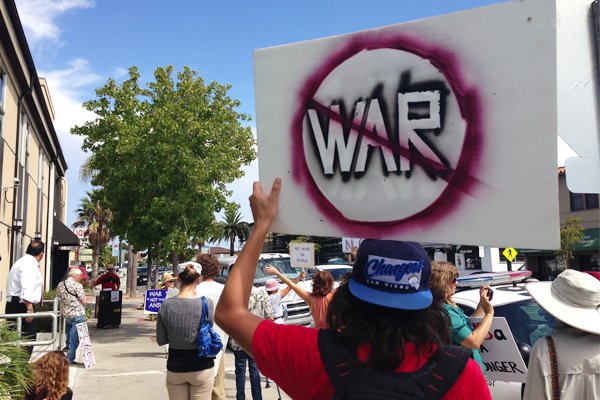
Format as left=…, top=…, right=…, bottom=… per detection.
left=0, top=0, right=78, bottom=309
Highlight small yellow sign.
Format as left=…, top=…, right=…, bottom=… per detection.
left=503, top=247, right=518, bottom=262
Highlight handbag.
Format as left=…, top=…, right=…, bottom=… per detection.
left=197, top=296, right=223, bottom=357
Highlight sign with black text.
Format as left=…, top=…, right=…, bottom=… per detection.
left=289, top=243, right=315, bottom=269
left=469, top=316, right=528, bottom=383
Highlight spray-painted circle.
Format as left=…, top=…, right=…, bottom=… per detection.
left=291, top=33, right=483, bottom=233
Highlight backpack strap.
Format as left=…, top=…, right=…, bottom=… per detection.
left=318, top=330, right=470, bottom=400
left=424, top=345, right=471, bottom=397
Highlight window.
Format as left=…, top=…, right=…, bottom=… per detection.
left=570, top=192, right=599, bottom=211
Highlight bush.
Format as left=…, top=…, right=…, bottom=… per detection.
left=0, top=322, right=33, bottom=398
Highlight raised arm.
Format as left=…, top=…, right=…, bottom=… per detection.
left=215, top=178, right=282, bottom=356
left=461, top=286, right=494, bottom=349
left=265, top=266, right=310, bottom=303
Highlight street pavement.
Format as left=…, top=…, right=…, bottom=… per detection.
left=38, top=294, right=291, bottom=400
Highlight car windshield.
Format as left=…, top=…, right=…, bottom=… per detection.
left=459, top=299, right=558, bottom=348
left=256, top=258, right=297, bottom=284
left=327, top=268, right=353, bottom=281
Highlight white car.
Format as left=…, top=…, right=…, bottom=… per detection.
left=454, top=271, right=557, bottom=399
left=313, top=264, right=353, bottom=285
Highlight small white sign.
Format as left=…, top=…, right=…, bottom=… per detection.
left=341, top=238, right=363, bottom=254
left=469, top=316, right=527, bottom=383
left=110, top=290, right=120, bottom=302
left=289, top=243, right=315, bottom=269
left=76, top=322, right=95, bottom=369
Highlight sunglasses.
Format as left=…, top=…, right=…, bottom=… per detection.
left=451, top=277, right=458, bottom=284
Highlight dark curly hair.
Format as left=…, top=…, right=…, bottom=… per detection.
left=31, top=351, right=69, bottom=400
left=312, top=271, right=334, bottom=297
left=196, top=253, right=220, bottom=279
left=326, top=282, right=451, bottom=371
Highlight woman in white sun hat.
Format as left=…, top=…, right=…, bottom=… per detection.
left=523, top=269, right=600, bottom=400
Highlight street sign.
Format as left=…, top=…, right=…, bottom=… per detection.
left=502, top=247, right=518, bottom=262
left=111, top=243, right=119, bottom=257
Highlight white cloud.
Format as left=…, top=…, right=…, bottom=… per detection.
left=16, top=0, right=94, bottom=46
left=113, top=67, right=129, bottom=80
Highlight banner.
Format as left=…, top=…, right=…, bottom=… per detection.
left=254, top=0, right=560, bottom=249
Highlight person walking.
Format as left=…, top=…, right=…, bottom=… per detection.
left=5, top=240, right=45, bottom=355
left=94, top=265, right=120, bottom=290
left=216, top=178, right=490, bottom=400
left=157, top=262, right=215, bottom=400
left=266, top=266, right=334, bottom=329
left=429, top=261, right=494, bottom=375
left=523, top=269, right=600, bottom=400
left=230, top=286, right=273, bottom=400
left=194, top=253, right=227, bottom=400
left=56, top=267, right=87, bottom=364
left=26, top=350, right=73, bottom=400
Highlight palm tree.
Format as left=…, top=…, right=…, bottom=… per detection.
left=210, top=205, right=249, bottom=256
left=72, top=190, right=112, bottom=282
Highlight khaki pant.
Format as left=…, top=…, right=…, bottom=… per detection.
left=211, top=354, right=225, bottom=400
left=166, top=369, right=214, bottom=400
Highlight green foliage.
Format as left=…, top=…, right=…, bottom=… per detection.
left=99, top=244, right=117, bottom=268
left=210, top=203, right=250, bottom=256
left=555, top=217, right=585, bottom=268
left=71, top=65, right=256, bottom=258
left=289, top=235, right=322, bottom=253
left=72, top=190, right=112, bottom=282
left=0, top=323, right=33, bottom=398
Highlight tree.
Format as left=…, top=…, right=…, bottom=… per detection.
left=210, top=204, right=250, bottom=256
left=72, top=190, right=112, bottom=282
left=555, top=217, right=585, bottom=269
left=71, top=65, right=256, bottom=295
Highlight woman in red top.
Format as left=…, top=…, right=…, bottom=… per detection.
left=216, top=178, right=491, bottom=400
left=265, top=266, right=334, bottom=329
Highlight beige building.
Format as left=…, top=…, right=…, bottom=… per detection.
left=0, top=0, right=78, bottom=310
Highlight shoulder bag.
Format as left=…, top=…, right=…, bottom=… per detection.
left=198, top=296, right=223, bottom=358
left=545, top=335, right=560, bottom=400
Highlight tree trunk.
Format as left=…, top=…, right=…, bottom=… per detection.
left=230, top=238, right=235, bottom=256
left=146, top=252, right=153, bottom=290
left=128, top=245, right=138, bottom=299
left=91, top=246, right=101, bottom=283
left=154, top=243, right=161, bottom=289
left=172, top=254, right=180, bottom=273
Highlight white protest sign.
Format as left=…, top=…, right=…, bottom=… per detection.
left=255, top=0, right=560, bottom=249
left=110, top=290, right=120, bottom=302
left=341, top=238, right=363, bottom=254
left=289, top=243, right=315, bottom=269
left=469, top=316, right=527, bottom=383
left=76, top=322, right=95, bottom=369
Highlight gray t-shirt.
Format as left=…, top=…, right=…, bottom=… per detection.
left=156, top=296, right=214, bottom=350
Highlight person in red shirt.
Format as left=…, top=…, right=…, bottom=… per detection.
left=94, top=265, right=120, bottom=291
left=216, top=178, right=491, bottom=400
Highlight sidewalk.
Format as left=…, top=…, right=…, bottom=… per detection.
left=62, top=295, right=290, bottom=400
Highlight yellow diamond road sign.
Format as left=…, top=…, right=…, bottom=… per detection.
left=503, top=247, right=518, bottom=262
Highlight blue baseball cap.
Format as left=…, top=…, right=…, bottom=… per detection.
left=348, top=240, right=432, bottom=310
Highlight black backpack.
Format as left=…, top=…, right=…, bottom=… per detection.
left=318, top=329, right=470, bottom=400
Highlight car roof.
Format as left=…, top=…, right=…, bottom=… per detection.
left=314, top=264, right=352, bottom=270
left=454, top=283, right=534, bottom=308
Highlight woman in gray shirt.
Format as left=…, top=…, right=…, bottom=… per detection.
left=157, top=263, right=215, bottom=400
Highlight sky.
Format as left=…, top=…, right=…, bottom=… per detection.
left=14, top=0, right=577, bottom=231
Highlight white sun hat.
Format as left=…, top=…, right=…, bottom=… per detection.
left=526, top=269, right=600, bottom=335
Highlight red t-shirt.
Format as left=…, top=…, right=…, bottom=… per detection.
left=95, top=272, right=120, bottom=290
left=252, top=320, right=491, bottom=400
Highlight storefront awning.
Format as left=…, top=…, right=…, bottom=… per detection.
left=574, top=228, right=599, bottom=252
left=53, top=217, right=80, bottom=246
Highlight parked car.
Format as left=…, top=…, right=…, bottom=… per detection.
left=314, top=264, right=352, bottom=283
left=217, top=254, right=313, bottom=326
left=454, top=271, right=557, bottom=399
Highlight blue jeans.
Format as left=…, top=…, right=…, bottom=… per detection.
left=65, top=315, right=86, bottom=363
left=233, top=349, right=262, bottom=400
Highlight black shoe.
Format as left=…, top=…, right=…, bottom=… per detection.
left=62, top=347, right=69, bottom=352
left=69, top=361, right=80, bottom=366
